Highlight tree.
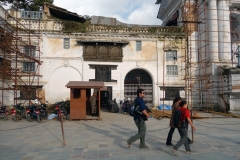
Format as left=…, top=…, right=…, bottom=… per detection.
left=0, top=0, right=54, bottom=11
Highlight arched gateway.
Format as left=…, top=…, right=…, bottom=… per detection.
left=124, top=69, right=153, bottom=107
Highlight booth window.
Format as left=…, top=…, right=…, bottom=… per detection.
left=73, top=89, right=81, bottom=99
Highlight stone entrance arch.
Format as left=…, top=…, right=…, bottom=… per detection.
left=49, top=66, right=82, bottom=103
left=124, top=69, right=153, bottom=107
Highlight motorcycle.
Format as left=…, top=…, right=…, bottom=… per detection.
left=0, top=105, right=8, bottom=120
left=25, top=105, right=42, bottom=123
left=54, top=102, right=68, bottom=121
left=11, top=103, right=25, bottom=122
left=121, top=97, right=131, bottom=114
left=39, top=103, right=48, bottom=120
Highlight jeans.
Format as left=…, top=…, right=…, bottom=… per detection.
left=173, top=122, right=191, bottom=151
left=127, top=118, right=146, bottom=148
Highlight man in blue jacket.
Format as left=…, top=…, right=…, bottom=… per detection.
left=127, top=89, right=150, bottom=149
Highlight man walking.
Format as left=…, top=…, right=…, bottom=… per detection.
left=90, top=92, right=97, bottom=116
left=127, top=89, right=150, bottom=149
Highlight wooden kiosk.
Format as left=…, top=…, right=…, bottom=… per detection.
left=65, top=81, right=105, bottom=120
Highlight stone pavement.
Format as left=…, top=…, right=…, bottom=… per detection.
left=0, top=110, right=240, bottom=160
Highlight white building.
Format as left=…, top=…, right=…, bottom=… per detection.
left=0, top=4, right=186, bottom=110
left=156, top=0, right=240, bottom=112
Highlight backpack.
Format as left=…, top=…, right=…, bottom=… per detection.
left=173, top=109, right=182, bottom=128
left=129, top=99, right=142, bottom=117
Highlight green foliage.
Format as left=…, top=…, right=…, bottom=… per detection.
left=62, top=20, right=91, bottom=33
left=0, top=0, right=54, bottom=11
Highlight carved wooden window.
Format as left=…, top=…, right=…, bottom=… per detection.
left=96, top=66, right=110, bottom=81
left=165, top=87, right=180, bottom=100
left=166, top=50, right=177, bottom=60
left=63, top=38, right=70, bottom=49
left=167, top=65, right=178, bottom=75
left=80, top=41, right=128, bottom=62
left=136, top=41, right=142, bottom=51
left=89, top=65, right=117, bottom=82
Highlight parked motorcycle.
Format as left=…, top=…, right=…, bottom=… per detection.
left=39, top=103, right=48, bottom=120
left=0, top=105, right=8, bottom=120
left=108, top=98, right=119, bottom=113
left=11, top=103, right=25, bottom=122
left=54, top=102, right=68, bottom=121
left=121, top=97, right=131, bottom=114
left=25, top=105, right=42, bottom=123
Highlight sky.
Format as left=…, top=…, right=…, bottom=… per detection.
left=54, top=0, right=162, bottom=25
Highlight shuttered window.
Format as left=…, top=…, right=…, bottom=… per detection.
left=167, top=65, right=178, bottom=75
left=166, top=50, right=177, bottom=60
left=136, top=41, right=142, bottom=51
left=22, top=62, right=35, bottom=72
left=21, top=11, right=42, bottom=19
left=64, top=38, right=70, bottom=49
left=23, top=46, right=36, bottom=57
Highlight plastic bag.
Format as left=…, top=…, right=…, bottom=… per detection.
left=158, top=104, right=172, bottom=110
left=48, top=113, right=57, bottom=120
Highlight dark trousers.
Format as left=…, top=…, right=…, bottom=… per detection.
left=166, top=127, right=192, bottom=145
left=173, top=123, right=191, bottom=151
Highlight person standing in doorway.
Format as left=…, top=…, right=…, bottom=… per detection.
left=166, top=97, right=193, bottom=146
left=172, top=100, right=196, bottom=156
left=127, top=89, right=150, bottom=149
left=90, top=92, right=97, bottom=116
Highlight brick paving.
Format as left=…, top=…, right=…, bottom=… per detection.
left=0, top=110, right=239, bottom=160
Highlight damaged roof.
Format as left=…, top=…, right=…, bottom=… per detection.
left=91, top=15, right=161, bottom=27
left=44, top=3, right=86, bottom=22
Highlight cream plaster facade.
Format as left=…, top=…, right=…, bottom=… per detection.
left=0, top=5, right=186, bottom=107
left=40, top=33, right=186, bottom=107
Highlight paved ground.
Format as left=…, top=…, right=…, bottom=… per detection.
left=0, top=109, right=240, bottom=160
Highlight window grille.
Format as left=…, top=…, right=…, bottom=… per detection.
left=166, top=65, right=178, bottom=75
left=64, top=38, right=70, bottom=49
left=22, top=62, right=35, bottom=72
left=21, top=11, right=42, bottom=19
left=136, top=41, right=142, bottom=51
left=23, top=46, right=36, bottom=57
left=166, top=50, right=177, bottom=60
left=20, top=87, right=36, bottom=100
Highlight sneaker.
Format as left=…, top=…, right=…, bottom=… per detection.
left=172, top=148, right=177, bottom=156
left=186, top=150, right=191, bottom=154
left=166, top=143, right=174, bottom=146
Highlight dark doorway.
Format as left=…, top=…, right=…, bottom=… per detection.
left=99, top=86, right=112, bottom=108
left=124, top=69, right=153, bottom=107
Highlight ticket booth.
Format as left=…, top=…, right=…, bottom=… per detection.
left=65, top=81, right=104, bottom=120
